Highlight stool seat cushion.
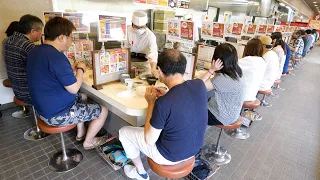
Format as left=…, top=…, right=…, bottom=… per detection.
left=3, top=79, right=11, bottom=88
left=274, top=79, right=281, bottom=84
left=243, top=99, right=260, bottom=109
left=147, top=156, right=195, bottom=179
left=258, top=89, right=272, bottom=95
left=216, top=116, right=242, bottom=129
left=14, top=96, right=26, bottom=107
left=37, top=117, right=76, bottom=134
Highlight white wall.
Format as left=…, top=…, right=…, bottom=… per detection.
left=0, top=0, right=53, bottom=103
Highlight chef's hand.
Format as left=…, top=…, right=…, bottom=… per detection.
left=145, top=86, right=157, bottom=104
left=155, top=87, right=167, bottom=98
left=76, top=62, right=87, bottom=73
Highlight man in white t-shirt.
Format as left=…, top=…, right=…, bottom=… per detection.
left=258, top=36, right=279, bottom=91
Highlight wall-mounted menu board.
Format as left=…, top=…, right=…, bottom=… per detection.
left=63, top=12, right=90, bottom=33
left=133, top=0, right=189, bottom=8
left=97, top=15, right=127, bottom=42
left=43, top=12, right=62, bottom=24
left=167, top=19, right=195, bottom=45
left=92, top=48, right=130, bottom=89
left=201, top=22, right=224, bottom=41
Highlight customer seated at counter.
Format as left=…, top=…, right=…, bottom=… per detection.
left=3, top=14, right=43, bottom=105
left=258, top=36, right=279, bottom=91
left=119, top=49, right=208, bottom=180
left=27, top=17, right=108, bottom=150
left=238, top=39, right=266, bottom=121
left=271, top=32, right=287, bottom=80
left=201, top=43, right=245, bottom=126
left=289, top=30, right=304, bottom=59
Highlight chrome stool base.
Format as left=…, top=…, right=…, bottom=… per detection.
left=23, top=126, right=49, bottom=141
left=211, top=146, right=231, bottom=165
left=12, top=110, right=28, bottom=118
left=224, top=128, right=250, bottom=140
left=48, top=149, right=83, bottom=172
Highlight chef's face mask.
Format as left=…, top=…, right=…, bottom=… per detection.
left=135, top=28, right=146, bottom=36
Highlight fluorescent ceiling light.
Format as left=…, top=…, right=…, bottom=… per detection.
left=313, top=2, right=317, bottom=3
left=279, top=3, right=285, bottom=6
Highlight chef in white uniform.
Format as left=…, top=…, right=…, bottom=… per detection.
left=127, top=11, right=158, bottom=77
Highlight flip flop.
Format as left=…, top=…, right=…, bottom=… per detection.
left=76, top=135, right=86, bottom=142
left=83, top=136, right=107, bottom=150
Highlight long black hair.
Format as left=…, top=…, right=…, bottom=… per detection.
left=5, top=21, right=19, bottom=37
left=271, top=32, right=287, bottom=55
left=213, top=43, right=242, bottom=80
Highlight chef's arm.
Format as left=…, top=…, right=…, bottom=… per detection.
left=150, top=62, right=157, bottom=71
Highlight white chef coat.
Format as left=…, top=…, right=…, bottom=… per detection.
left=127, top=26, right=158, bottom=64
left=238, top=56, right=266, bottom=101
left=272, top=45, right=286, bottom=79
left=259, top=50, right=279, bottom=91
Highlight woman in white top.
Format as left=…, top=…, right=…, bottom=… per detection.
left=271, top=32, right=286, bottom=80
left=238, top=38, right=267, bottom=102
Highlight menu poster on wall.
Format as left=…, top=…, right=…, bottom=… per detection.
left=99, top=49, right=127, bottom=75
left=158, top=0, right=168, bottom=6
left=258, top=25, right=267, bottom=34
left=224, top=23, right=233, bottom=36
left=168, top=0, right=178, bottom=8
left=247, top=24, right=257, bottom=34
left=98, top=15, right=127, bottom=42
left=180, top=21, right=194, bottom=42
left=43, top=12, right=62, bottom=24
left=167, top=19, right=180, bottom=41
left=63, top=13, right=90, bottom=33
left=267, top=25, right=275, bottom=33
left=232, top=23, right=243, bottom=35
left=212, top=23, right=224, bottom=39
left=134, top=0, right=146, bottom=3
left=223, top=11, right=232, bottom=23
left=177, top=0, right=190, bottom=9
left=201, top=22, right=213, bottom=38
left=275, top=25, right=282, bottom=32
left=147, top=0, right=158, bottom=5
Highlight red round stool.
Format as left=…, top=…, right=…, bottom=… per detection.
left=257, top=89, right=272, bottom=107
left=37, top=118, right=83, bottom=172
left=273, top=79, right=285, bottom=91
left=147, top=156, right=195, bottom=179
left=2, top=79, right=11, bottom=88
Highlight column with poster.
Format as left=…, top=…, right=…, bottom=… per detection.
left=97, top=15, right=127, bottom=42
left=62, top=12, right=90, bottom=33
left=43, top=12, right=62, bottom=24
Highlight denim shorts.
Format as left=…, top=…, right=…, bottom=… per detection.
left=40, top=93, right=102, bottom=126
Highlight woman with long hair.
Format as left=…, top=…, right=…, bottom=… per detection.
left=271, top=32, right=286, bottom=79
left=201, top=43, right=245, bottom=127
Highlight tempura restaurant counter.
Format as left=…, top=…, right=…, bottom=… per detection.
left=80, top=70, right=148, bottom=127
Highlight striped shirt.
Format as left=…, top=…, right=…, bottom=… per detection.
left=3, top=32, right=35, bottom=104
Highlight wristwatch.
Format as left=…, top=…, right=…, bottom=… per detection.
left=77, top=67, right=85, bottom=73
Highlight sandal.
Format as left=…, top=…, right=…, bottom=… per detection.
left=83, top=136, right=107, bottom=150
left=76, top=135, right=86, bottom=142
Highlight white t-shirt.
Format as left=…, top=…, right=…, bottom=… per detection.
left=272, top=45, right=286, bottom=79
left=259, top=50, right=279, bottom=91
left=238, top=56, right=266, bottom=101
left=127, top=26, right=158, bottom=63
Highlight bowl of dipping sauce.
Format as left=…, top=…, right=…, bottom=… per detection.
left=146, top=76, right=158, bottom=85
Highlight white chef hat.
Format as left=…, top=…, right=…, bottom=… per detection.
left=132, top=11, right=148, bottom=27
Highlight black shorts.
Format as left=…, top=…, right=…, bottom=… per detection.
left=208, top=110, right=223, bottom=126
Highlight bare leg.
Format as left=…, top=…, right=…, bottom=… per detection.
left=83, top=106, right=108, bottom=147
left=131, top=155, right=147, bottom=174
left=76, top=93, right=88, bottom=138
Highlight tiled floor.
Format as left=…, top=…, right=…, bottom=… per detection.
left=1, top=46, right=320, bottom=180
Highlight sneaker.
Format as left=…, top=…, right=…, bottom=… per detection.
left=124, top=165, right=150, bottom=180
